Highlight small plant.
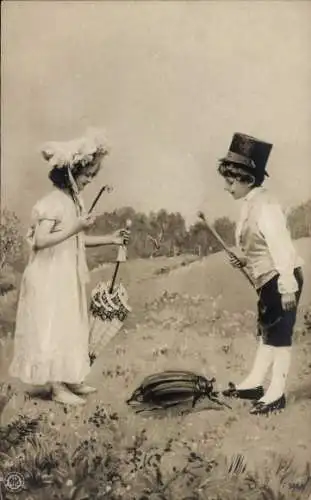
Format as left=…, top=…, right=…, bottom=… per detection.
left=0, top=382, right=13, bottom=422
left=0, top=413, right=41, bottom=454
left=303, top=307, right=311, bottom=332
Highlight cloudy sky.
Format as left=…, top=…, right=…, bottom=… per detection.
left=2, top=0, right=311, bottom=228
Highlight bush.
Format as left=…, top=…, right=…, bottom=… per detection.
left=287, top=199, right=311, bottom=239
left=0, top=209, right=25, bottom=272
left=0, top=290, right=18, bottom=339
left=0, top=265, right=17, bottom=295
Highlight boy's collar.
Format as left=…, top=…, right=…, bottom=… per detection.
left=243, top=186, right=263, bottom=202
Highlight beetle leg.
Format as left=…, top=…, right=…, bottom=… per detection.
left=135, top=405, right=162, bottom=414
left=192, top=394, right=202, bottom=408
left=208, top=394, right=232, bottom=409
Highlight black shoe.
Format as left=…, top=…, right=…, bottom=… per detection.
left=222, top=382, right=264, bottom=401
left=250, top=394, right=286, bottom=415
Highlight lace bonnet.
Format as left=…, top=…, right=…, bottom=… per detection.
left=41, top=127, right=109, bottom=169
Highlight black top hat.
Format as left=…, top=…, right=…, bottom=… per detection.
left=219, top=133, right=273, bottom=178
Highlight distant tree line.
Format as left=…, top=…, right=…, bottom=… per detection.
left=86, top=199, right=311, bottom=268
left=0, top=199, right=310, bottom=275
left=85, top=207, right=233, bottom=268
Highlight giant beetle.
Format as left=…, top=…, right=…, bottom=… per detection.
left=126, top=370, right=231, bottom=413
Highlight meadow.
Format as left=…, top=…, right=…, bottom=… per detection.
left=0, top=238, right=310, bottom=499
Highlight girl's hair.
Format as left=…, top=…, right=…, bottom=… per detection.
left=48, top=163, right=85, bottom=190
left=218, top=161, right=264, bottom=187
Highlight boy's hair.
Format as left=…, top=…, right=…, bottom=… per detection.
left=218, top=161, right=264, bottom=187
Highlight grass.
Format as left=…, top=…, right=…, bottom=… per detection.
left=0, top=238, right=310, bottom=499
left=0, top=410, right=310, bottom=499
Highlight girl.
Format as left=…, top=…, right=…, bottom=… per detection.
left=9, top=128, right=130, bottom=406
left=218, top=133, right=303, bottom=415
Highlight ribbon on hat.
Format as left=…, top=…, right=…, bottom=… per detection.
left=67, top=166, right=84, bottom=213
left=67, top=166, right=90, bottom=285
left=224, top=151, right=256, bottom=169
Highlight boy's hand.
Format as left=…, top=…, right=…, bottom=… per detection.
left=281, top=293, right=296, bottom=311
left=228, top=251, right=247, bottom=269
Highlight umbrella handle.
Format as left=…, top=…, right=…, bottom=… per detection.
left=109, top=219, right=132, bottom=294
left=109, top=262, right=120, bottom=294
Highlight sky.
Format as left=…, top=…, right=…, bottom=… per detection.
left=1, top=0, right=311, bottom=229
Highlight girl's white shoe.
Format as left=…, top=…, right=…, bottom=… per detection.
left=66, top=382, right=97, bottom=395
left=52, top=383, right=86, bottom=405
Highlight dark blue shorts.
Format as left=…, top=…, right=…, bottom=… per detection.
left=257, top=267, right=304, bottom=347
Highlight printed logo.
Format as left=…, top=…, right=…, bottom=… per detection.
left=4, top=472, right=25, bottom=493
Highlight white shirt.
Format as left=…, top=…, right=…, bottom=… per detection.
left=236, top=187, right=302, bottom=294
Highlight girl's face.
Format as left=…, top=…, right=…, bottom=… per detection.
left=75, top=160, right=101, bottom=191
left=224, top=176, right=253, bottom=200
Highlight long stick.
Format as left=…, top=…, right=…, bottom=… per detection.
left=88, top=185, right=113, bottom=214
left=197, top=211, right=255, bottom=288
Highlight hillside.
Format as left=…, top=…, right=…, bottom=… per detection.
left=0, top=237, right=310, bottom=499
left=89, top=237, right=310, bottom=313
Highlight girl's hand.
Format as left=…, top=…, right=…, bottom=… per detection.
left=76, top=214, right=96, bottom=232
left=228, top=251, right=247, bottom=269
left=281, top=293, right=296, bottom=311
left=111, top=228, right=131, bottom=246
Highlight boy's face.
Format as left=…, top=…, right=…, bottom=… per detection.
left=224, top=176, right=253, bottom=200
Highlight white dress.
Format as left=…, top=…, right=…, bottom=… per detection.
left=9, top=188, right=91, bottom=385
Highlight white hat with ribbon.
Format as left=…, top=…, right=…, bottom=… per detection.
left=41, top=127, right=109, bottom=169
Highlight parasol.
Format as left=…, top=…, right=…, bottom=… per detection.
left=86, top=188, right=132, bottom=364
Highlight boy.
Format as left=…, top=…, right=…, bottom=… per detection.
left=218, top=133, right=304, bottom=415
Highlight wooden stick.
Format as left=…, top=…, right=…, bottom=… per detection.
left=197, top=211, right=255, bottom=289
left=88, top=185, right=113, bottom=214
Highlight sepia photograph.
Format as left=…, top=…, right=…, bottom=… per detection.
left=1, top=1, right=311, bottom=498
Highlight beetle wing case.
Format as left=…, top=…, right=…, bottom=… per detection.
left=126, top=370, right=230, bottom=412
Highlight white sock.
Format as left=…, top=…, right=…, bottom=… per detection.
left=236, top=340, right=274, bottom=390
left=259, top=347, right=291, bottom=404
